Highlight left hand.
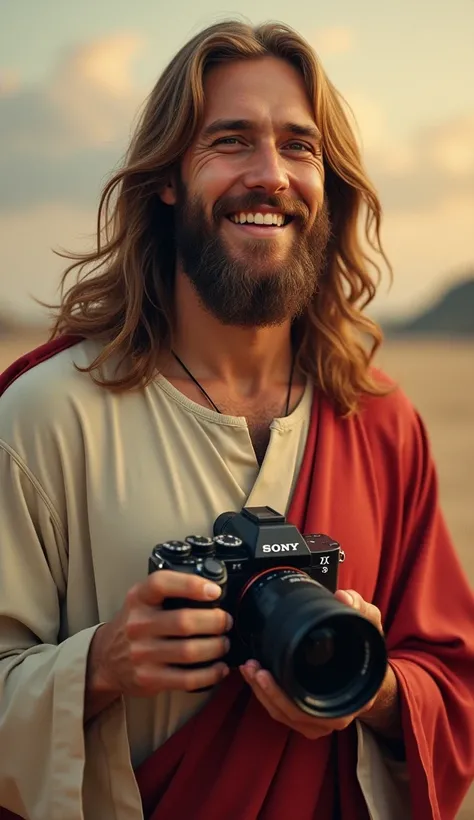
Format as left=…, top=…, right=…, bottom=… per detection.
left=240, top=589, right=384, bottom=740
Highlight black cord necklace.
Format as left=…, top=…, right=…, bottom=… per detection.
left=171, top=349, right=296, bottom=418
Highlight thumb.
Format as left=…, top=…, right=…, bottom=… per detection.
left=334, top=589, right=354, bottom=607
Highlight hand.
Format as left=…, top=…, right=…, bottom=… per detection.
left=240, top=589, right=384, bottom=740
left=88, top=571, right=232, bottom=700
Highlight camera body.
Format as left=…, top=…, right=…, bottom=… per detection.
left=148, top=505, right=344, bottom=666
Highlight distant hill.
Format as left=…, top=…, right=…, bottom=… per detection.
left=383, top=276, right=474, bottom=337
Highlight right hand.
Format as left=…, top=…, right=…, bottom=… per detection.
left=88, top=570, right=232, bottom=698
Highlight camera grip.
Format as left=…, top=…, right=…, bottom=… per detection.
left=160, top=560, right=229, bottom=691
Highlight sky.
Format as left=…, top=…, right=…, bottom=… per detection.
left=0, top=0, right=473, bottom=320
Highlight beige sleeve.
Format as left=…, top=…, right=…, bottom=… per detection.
left=0, top=442, right=101, bottom=819
left=356, top=721, right=411, bottom=820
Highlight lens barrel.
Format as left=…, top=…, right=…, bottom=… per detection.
left=237, top=568, right=387, bottom=718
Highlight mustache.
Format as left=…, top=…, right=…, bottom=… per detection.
left=213, top=192, right=310, bottom=223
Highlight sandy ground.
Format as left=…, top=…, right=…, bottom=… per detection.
left=1, top=333, right=473, bottom=817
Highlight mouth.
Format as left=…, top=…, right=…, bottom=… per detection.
left=226, top=210, right=293, bottom=228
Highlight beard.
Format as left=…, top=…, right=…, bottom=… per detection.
left=173, top=182, right=331, bottom=327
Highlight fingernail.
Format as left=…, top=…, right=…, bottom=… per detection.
left=221, top=665, right=230, bottom=678
left=204, top=583, right=222, bottom=599
left=341, top=591, right=354, bottom=606
left=225, top=613, right=234, bottom=630
left=256, top=671, right=269, bottom=690
left=223, top=637, right=231, bottom=652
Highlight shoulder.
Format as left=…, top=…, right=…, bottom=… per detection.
left=0, top=338, right=107, bottom=453
left=0, top=336, right=102, bottom=404
left=357, top=367, right=421, bottom=440
left=350, top=367, right=430, bottom=477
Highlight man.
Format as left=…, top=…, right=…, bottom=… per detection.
left=0, top=19, right=473, bottom=820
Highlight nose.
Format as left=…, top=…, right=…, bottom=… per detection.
left=242, top=144, right=290, bottom=195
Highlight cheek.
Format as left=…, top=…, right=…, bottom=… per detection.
left=189, top=158, right=241, bottom=205
left=301, top=168, right=325, bottom=217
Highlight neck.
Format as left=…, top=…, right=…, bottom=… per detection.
left=168, top=270, right=295, bottom=389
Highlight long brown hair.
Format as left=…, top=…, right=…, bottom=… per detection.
left=49, top=20, right=392, bottom=414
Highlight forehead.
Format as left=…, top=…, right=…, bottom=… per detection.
left=200, top=56, right=316, bottom=132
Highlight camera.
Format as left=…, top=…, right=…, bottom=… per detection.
left=148, top=506, right=387, bottom=718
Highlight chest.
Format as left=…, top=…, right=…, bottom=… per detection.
left=220, top=403, right=279, bottom=464
left=216, top=386, right=305, bottom=464
left=166, top=376, right=301, bottom=464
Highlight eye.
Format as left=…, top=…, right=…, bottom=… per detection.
left=285, top=141, right=314, bottom=153
left=212, top=136, right=243, bottom=147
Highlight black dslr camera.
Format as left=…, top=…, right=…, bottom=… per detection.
left=149, top=506, right=387, bottom=718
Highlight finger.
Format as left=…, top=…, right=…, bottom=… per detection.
left=134, top=660, right=229, bottom=693
left=133, top=570, right=223, bottom=607
left=241, top=663, right=311, bottom=728
left=249, top=667, right=311, bottom=723
left=334, top=589, right=356, bottom=607
left=130, top=635, right=230, bottom=665
left=335, top=589, right=383, bottom=633
left=240, top=666, right=288, bottom=724
left=241, top=663, right=352, bottom=735
left=125, top=606, right=232, bottom=639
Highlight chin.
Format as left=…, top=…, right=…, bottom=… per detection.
left=230, top=245, right=290, bottom=269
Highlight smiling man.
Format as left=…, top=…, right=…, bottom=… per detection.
left=0, top=20, right=473, bottom=820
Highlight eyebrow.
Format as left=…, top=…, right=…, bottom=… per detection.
left=201, top=118, right=322, bottom=143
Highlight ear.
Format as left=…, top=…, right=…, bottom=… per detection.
left=159, top=178, right=177, bottom=206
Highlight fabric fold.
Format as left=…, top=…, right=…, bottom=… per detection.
left=0, top=626, right=99, bottom=820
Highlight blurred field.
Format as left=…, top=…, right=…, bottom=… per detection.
left=1, top=332, right=473, bottom=817
left=377, top=339, right=474, bottom=574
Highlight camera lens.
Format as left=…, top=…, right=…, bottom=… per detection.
left=291, top=621, right=372, bottom=701
left=296, top=627, right=336, bottom=672
left=237, top=568, right=387, bottom=718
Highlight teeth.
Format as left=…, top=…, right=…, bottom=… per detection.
left=230, top=212, right=286, bottom=226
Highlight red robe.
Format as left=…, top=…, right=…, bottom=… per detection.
left=1, top=336, right=474, bottom=820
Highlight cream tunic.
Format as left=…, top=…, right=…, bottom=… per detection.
left=0, top=340, right=408, bottom=820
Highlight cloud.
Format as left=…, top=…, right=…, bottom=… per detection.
left=372, top=115, right=474, bottom=213
left=46, top=33, right=145, bottom=148
left=0, top=33, right=146, bottom=211
left=1, top=32, right=144, bottom=156
left=313, top=26, right=356, bottom=57
left=341, top=92, right=391, bottom=154
left=425, top=115, right=474, bottom=176
left=343, top=91, right=474, bottom=212
left=61, top=34, right=142, bottom=97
